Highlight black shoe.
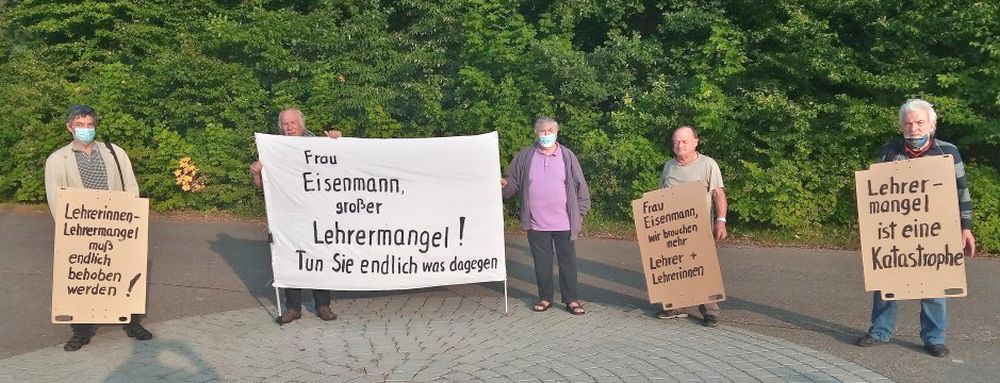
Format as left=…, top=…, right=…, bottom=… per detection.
left=701, top=314, right=719, bottom=328
left=855, top=334, right=887, bottom=347
left=925, top=344, right=950, bottom=358
left=64, top=334, right=90, bottom=351
left=123, top=324, right=153, bottom=341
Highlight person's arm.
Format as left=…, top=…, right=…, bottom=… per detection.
left=501, top=152, right=522, bottom=199
left=250, top=160, right=263, bottom=189
left=952, top=149, right=975, bottom=257
left=712, top=187, right=728, bottom=241
left=962, top=229, right=976, bottom=258
left=572, top=156, right=591, bottom=216
left=44, top=153, right=62, bottom=219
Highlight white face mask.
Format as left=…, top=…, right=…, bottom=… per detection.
left=74, top=127, right=96, bottom=144
left=538, top=133, right=557, bottom=148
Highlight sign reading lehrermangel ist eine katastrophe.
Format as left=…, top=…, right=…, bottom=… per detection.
left=256, top=132, right=506, bottom=291
left=854, top=155, right=966, bottom=300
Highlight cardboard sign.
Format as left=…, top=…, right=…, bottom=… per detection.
left=855, top=155, right=966, bottom=300
left=632, top=181, right=725, bottom=308
left=256, top=132, right=506, bottom=291
left=52, top=188, right=149, bottom=324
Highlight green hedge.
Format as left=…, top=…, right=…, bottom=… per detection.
left=1, top=1, right=997, bottom=251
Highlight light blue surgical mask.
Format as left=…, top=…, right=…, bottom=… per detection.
left=538, top=133, right=557, bottom=148
left=74, top=127, right=96, bottom=144
left=904, top=134, right=930, bottom=149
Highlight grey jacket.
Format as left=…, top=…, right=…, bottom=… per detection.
left=44, top=141, right=139, bottom=219
left=502, top=144, right=591, bottom=238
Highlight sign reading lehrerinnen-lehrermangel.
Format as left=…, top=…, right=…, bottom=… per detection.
left=52, top=188, right=149, bottom=324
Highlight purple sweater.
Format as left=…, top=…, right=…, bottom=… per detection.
left=502, top=144, right=591, bottom=238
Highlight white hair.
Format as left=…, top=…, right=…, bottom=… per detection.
left=278, top=108, right=306, bottom=130
left=898, top=99, right=937, bottom=127
left=533, top=117, right=558, bottom=132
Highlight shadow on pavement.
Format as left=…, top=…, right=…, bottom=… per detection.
left=722, top=295, right=887, bottom=345
left=498, top=242, right=651, bottom=310
left=104, top=339, right=219, bottom=383
left=503, top=239, right=895, bottom=348
left=207, top=233, right=274, bottom=298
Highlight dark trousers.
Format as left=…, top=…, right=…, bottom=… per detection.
left=527, top=230, right=579, bottom=304
left=71, top=314, right=143, bottom=336
left=284, top=288, right=332, bottom=311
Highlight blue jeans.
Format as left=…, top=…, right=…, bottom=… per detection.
left=867, top=292, right=947, bottom=346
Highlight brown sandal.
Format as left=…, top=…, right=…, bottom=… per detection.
left=532, top=300, right=552, bottom=312
left=567, top=301, right=586, bottom=315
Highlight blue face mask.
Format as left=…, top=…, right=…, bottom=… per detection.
left=538, top=133, right=557, bottom=148
left=74, top=127, right=96, bottom=144
left=904, top=134, right=930, bottom=149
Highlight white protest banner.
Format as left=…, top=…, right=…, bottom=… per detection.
left=52, top=188, right=149, bottom=324
left=256, top=132, right=506, bottom=291
left=631, top=181, right=725, bottom=309
left=855, top=155, right=966, bottom=300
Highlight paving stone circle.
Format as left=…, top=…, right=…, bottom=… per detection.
left=0, top=293, right=892, bottom=383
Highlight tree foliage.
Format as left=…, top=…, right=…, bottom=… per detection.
left=1, top=0, right=998, bottom=249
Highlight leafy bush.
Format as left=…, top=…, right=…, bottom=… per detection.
left=0, top=1, right=997, bottom=252
left=967, top=163, right=1000, bottom=253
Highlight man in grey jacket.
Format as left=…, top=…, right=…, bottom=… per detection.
left=501, top=117, right=591, bottom=315
left=44, top=104, right=152, bottom=351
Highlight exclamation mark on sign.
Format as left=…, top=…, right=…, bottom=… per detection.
left=126, top=273, right=141, bottom=297
left=459, top=216, right=466, bottom=246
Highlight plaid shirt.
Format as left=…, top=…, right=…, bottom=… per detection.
left=877, top=138, right=973, bottom=230
left=72, top=148, right=109, bottom=190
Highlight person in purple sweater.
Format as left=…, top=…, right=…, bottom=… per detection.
left=501, top=117, right=591, bottom=315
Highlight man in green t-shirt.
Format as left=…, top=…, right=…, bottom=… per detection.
left=654, top=125, right=728, bottom=327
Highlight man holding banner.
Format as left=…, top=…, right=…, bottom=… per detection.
left=251, top=108, right=342, bottom=188
left=251, top=108, right=342, bottom=324
left=855, top=99, right=976, bottom=358
left=44, top=105, right=152, bottom=351
left=502, top=117, right=591, bottom=315
left=654, top=126, right=728, bottom=327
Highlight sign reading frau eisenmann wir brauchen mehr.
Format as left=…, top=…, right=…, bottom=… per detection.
left=632, top=181, right=725, bottom=309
